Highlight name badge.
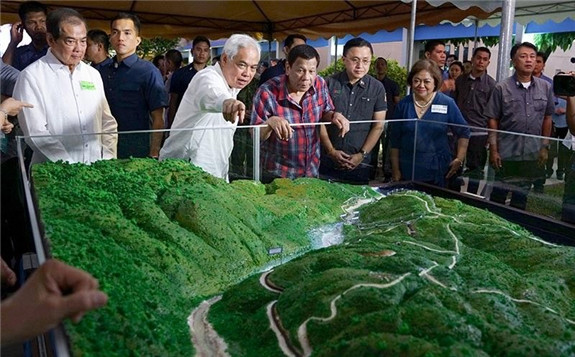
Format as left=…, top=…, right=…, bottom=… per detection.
left=80, top=81, right=96, bottom=90
left=431, top=104, right=448, bottom=114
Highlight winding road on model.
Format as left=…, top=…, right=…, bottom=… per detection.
left=190, top=191, right=573, bottom=357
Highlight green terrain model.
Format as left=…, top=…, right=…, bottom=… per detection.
left=31, top=159, right=574, bottom=356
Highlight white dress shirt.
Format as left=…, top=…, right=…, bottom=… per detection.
left=160, top=63, right=238, bottom=181
left=13, top=49, right=117, bottom=165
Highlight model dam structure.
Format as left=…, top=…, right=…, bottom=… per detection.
left=30, top=159, right=575, bottom=356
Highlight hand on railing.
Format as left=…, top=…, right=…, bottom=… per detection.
left=330, top=112, right=350, bottom=138
left=267, top=116, right=293, bottom=141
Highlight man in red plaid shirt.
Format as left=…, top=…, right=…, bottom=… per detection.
left=251, top=44, right=349, bottom=182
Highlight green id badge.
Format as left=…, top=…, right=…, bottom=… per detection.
left=80, top=80, right=96, bottom=90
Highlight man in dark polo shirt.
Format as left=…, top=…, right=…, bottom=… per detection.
left=370, top=56, right=400, bottom=181
left=99, top=12, right=167, bottom=159
left=2, top=1, right=49, bottom=71
left=485, top=42, right=554, bottom=210
left=424, top=39, right=448, bottom=81
left=167, top=36, right=210, bottom=128
left=85, top=29, right=113, bottom=71
left=258, top=34, right=307, bottom=86
left=319, top=37, right=387, bottom=184
left=453, top=46, right=496, bottom=195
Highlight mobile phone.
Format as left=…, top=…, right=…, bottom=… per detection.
left=553, top=74, right=575, bottom=96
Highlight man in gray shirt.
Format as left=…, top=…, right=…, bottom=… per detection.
left=485, top=42, right=554, bottom=210
left=453, top=47, right=496, bottom=194
left=319, top=37, right=386, bottom=184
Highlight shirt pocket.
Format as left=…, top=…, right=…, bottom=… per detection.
left=502, top=97, right=523, bottom=120
left=118, top=82, right=142, bottom=107
left=356, top=96, right=376, bottom=120
left=532, top=93, right=548, bottom=114
left=475, top=87, right=490, bottom=106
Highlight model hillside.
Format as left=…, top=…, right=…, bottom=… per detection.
left=209, top=191, right=575, bottom=356
left=31, top=158, right=377, bottom=356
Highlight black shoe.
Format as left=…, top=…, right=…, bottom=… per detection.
left=546, top=171, right=553, bottom=179
left=557, top=173, right=564, bottom=180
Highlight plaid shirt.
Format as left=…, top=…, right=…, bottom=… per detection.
left=251, top=74, right=334, bottom=179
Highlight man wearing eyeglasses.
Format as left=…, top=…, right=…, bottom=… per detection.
left=319, top=37, right=387, bottom=184
left=13, top=8, right=117, bottom=166
left=160, top=34, right=261, bottom=182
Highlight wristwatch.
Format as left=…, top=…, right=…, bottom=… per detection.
left=0, top=109, right=7, bottom=122
left=360, top=149, right=369, bottom=159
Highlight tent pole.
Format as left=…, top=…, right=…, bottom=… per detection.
left=473, top=18, right=479, bottom=53
left=407, top=0, right=417, bottom=71
left=496, top=0, right=516, bottom=82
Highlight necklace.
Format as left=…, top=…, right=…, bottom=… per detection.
left=414, top=93, right=435, bottom=108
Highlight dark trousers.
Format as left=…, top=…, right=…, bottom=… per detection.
left=546, top=126, right=570, bottom=177
left=320, top=155, right=371, bottom=185
left=117, top=133, right=150, bottom=159
left=1, top=158, right=34, bottom=270
left=464, top=135, right=488, bottom=194
left=490, top=160, right=542, bottom=210
left=230, top=128, right=254, bottom=179
left=561, top=152, right=575, bottom=224
left=369, top=126, right=392, bottom=181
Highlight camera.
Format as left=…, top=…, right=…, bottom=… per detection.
left=553, top=73, right=575, bottom=96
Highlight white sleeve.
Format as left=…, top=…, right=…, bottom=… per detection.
left=196, top=71, right=233, bottom=113
left=95, top=74, right=118, bottom=159
left=13, top=70, right=73, bottom=162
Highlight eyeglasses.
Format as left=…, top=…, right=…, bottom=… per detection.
left=347, top=57, right=371, bottom=66
left=234, top=61, right=258, bottom=72
left=60, top=37, right=87, bottom=47
left=412, top=78, right=434, bottom=86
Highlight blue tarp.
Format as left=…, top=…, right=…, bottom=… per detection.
left=525, top=18, right=575, bottom=34
left=198, top=17, right=573, bottom=52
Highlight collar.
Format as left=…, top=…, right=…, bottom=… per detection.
left=513, top=72, right=535, bottom=88
left=45, top=48, right=84, bottom=73
left=339, top=71, right=366, bottom=88
left=278, top=74, right=317, bottom=101
left=24, top=43, right=48, bottom=53
left=213, top=62, right=239, bottom=96
left=92, top=57, right=112, bottom=67
left=114, top=52, right=138, bottom=68
left=468, top=71, right=484, bottom=81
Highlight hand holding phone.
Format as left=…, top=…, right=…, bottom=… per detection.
left=9, top=22, right=24, bottom=44
left=554, top=73, right=575, bottom=97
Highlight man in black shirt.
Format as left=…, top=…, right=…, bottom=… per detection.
left=258, top=34, right=306, bottom=86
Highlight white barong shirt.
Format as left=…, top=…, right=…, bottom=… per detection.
left=13, top=49, right=117, bottom=165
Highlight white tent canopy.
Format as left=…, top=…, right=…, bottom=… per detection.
left=427, top=0, right=575, bottom=24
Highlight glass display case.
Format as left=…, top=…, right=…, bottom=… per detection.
left=10, top=119, right=575, bottom=355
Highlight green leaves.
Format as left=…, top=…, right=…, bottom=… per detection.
left=137, top=36, right=180, bottom=59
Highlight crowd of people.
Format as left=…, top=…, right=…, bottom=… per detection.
left=1, top=0, right=575, bottom=346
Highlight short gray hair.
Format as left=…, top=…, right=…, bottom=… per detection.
left=47, top=8, right=86, bottom=40
left=223, top=34, right=261, bottom=60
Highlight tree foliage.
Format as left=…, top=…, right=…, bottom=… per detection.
left=319, top=58, right=408, bottom=96
left=441, top=32, right=575, bottom=55
left=534, top=32, right=575, bottom=56
left=137, top=36, right=180, bottom=59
